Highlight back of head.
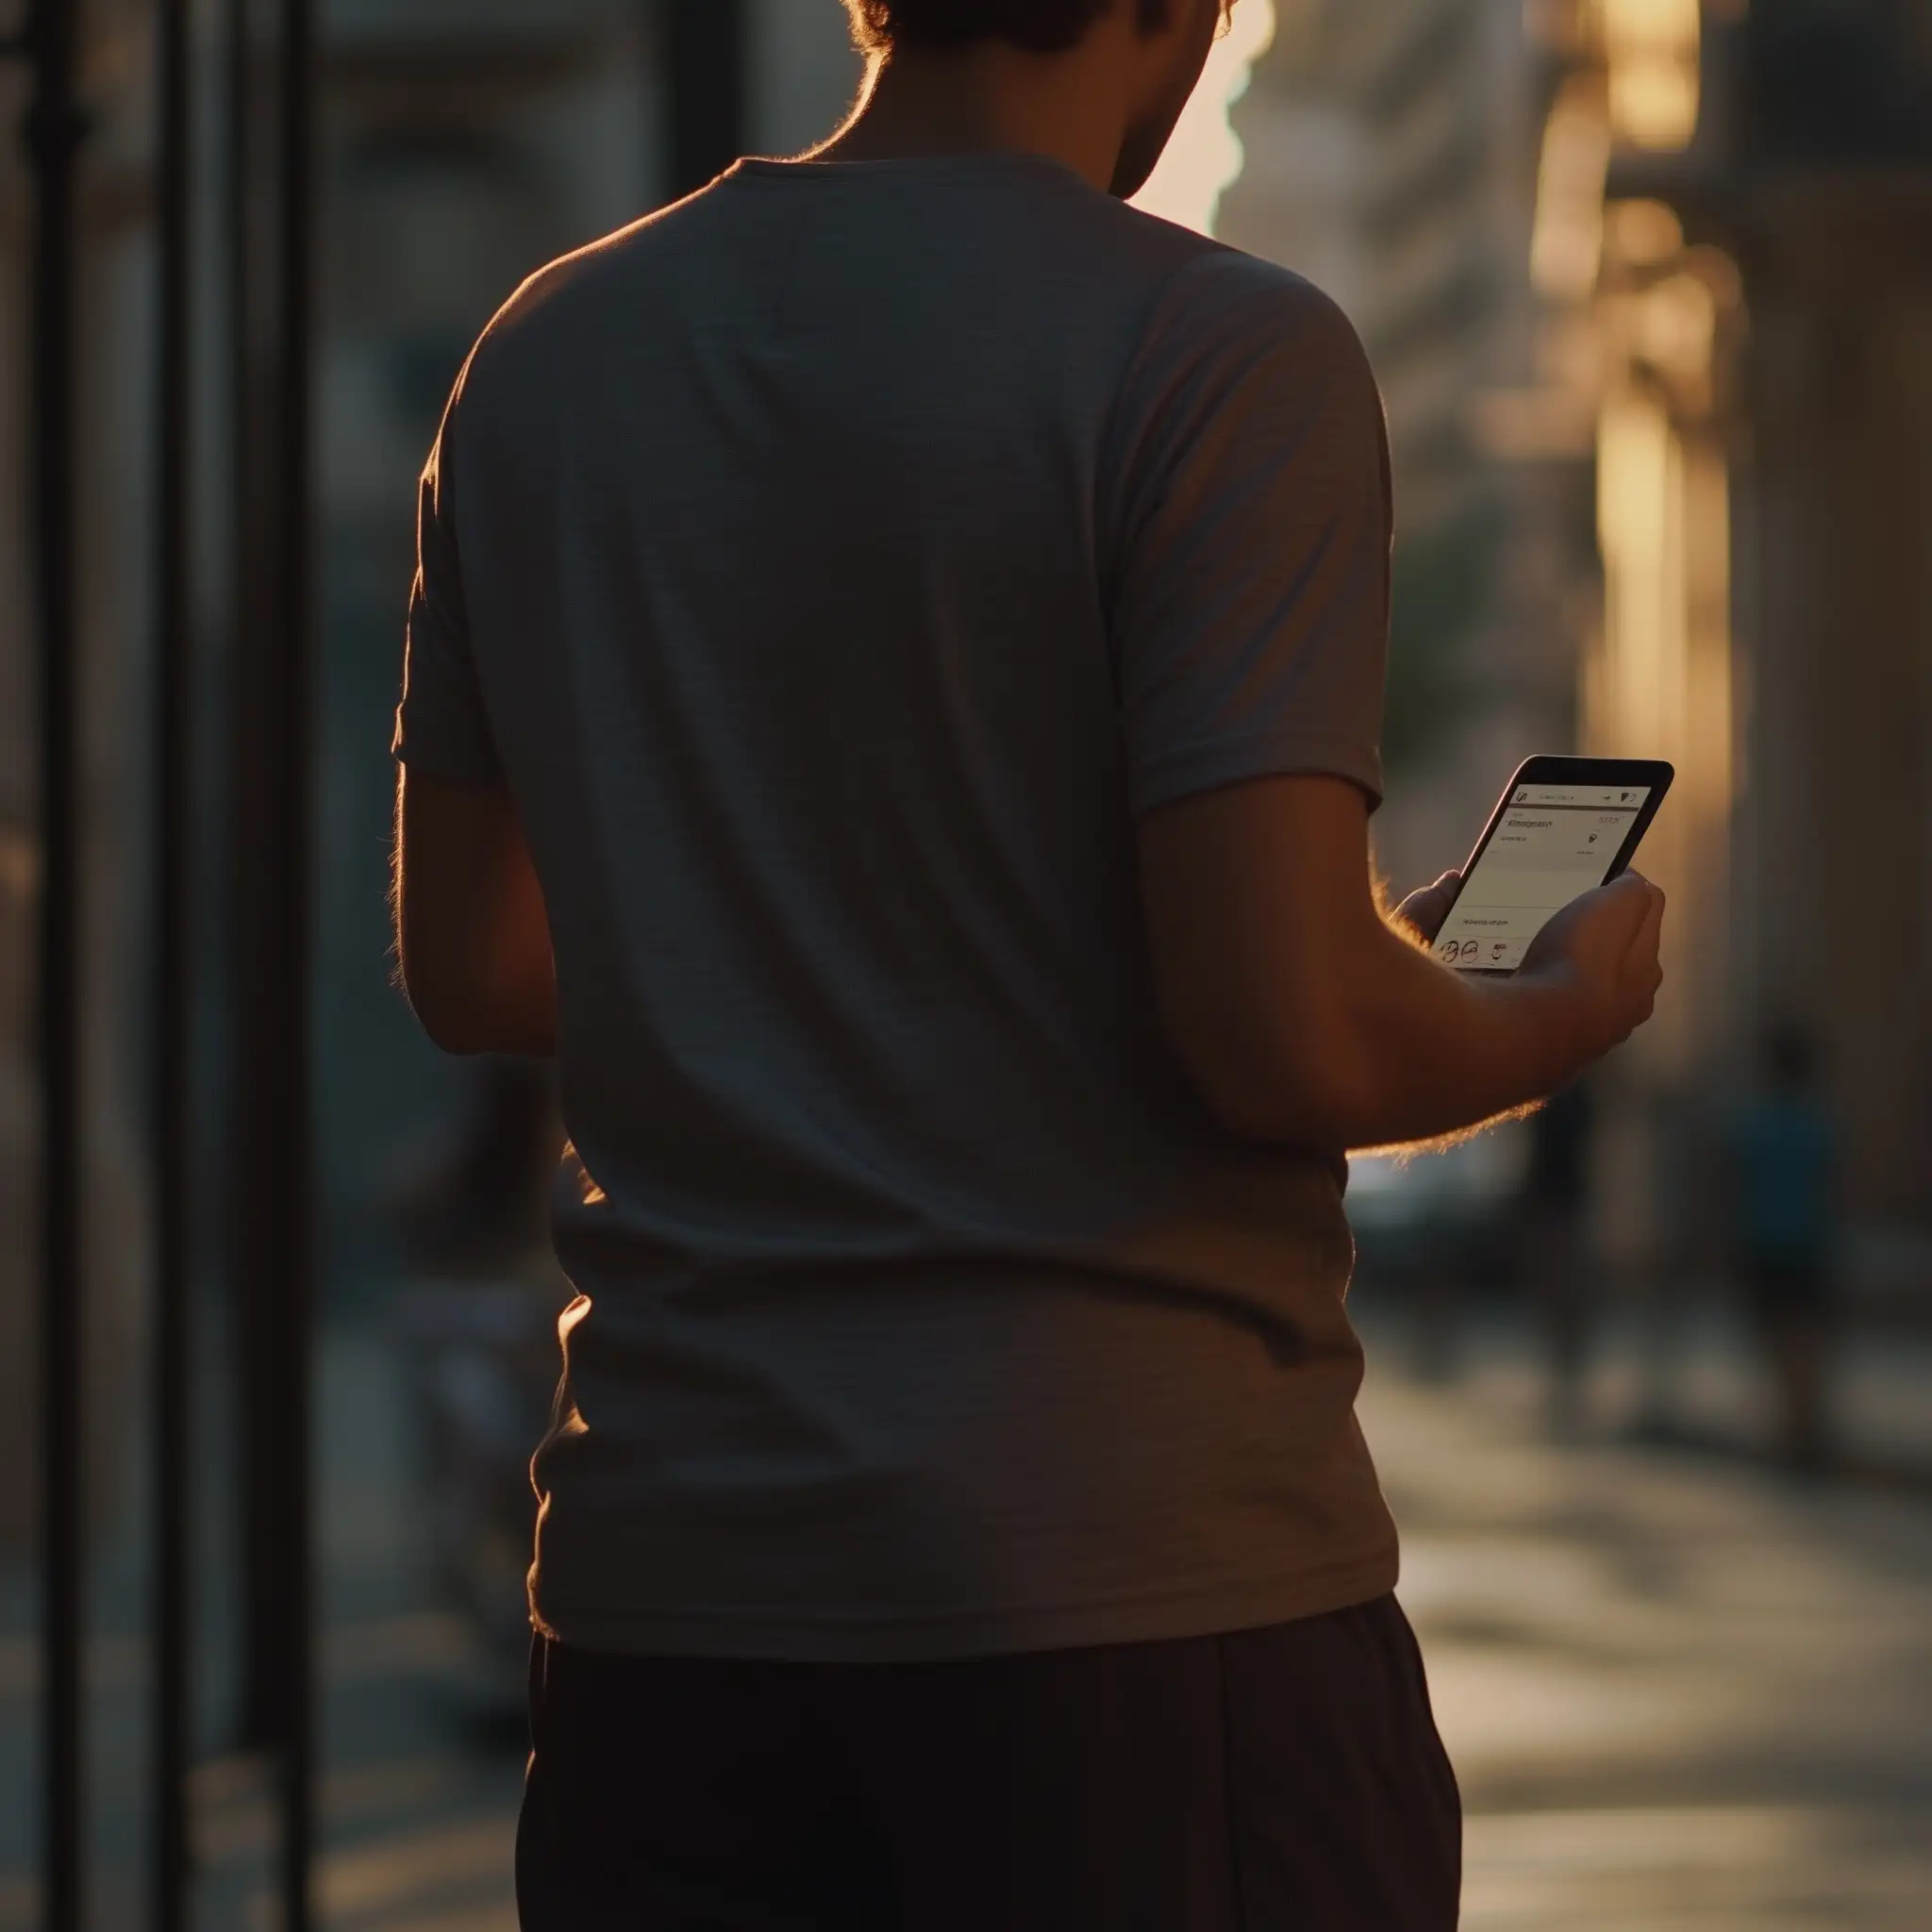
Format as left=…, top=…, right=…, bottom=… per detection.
left=839, top=0, right=1222, bottom=196
left=844, top=0, right=1174, bottom=55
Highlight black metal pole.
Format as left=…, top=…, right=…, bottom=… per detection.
left=225, top=0, right=316, bottom=1914
left=19, top=0, right=89, bottom=1921
left=151, top=0, right=195, bottom=1923
left=272, top=0, right=317, bottom=1917
left=664, top=0, right=746, bottom=198
left=226, top=0, right=292, bottom=1778
left=225, top=0, right=282, bottom=1774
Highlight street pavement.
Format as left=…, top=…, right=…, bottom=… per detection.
left=1357, top=1307, right=1932, bottom=1930
left=3, top=1307, right=1929, bottom=1928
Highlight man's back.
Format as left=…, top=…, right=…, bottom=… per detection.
left=395, top=152, right=1399, bottom=1659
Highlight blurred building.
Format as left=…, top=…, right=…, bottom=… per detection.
left=1532, top=0, right=1932, bottom=1252
left=0, top=0, right=863, bottom=1554
left=1231, top=0, right=1932, bottom=1275
left=1222, top=0, right=1589, bottom=928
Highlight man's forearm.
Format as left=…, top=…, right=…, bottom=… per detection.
left=395, top=767, right=560, bottom=1058
left=450, top=983, right=558, bottom=1058
left=1136, top=775, right=1660, bottom=1159
left=1225, top=918, right=1595, bottom=1158
left=397, top=950, right=558, bottom=1058
left=483, top=967, right=558, bottom=1057
left=1324, top=924, right=1588, bottom=1152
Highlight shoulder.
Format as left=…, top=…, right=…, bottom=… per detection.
left=446, top=187, right=717, bottom=422
left=1117, top=240, right=1380, bottom=424
left=1097, top=235, right=1383, bottom=465
left=1150, top=242, right=1361, bottom=341
left=431, top=246, right=604, bottom=455
left=1101, top=242, right=1385, bottom=514
left=1001, top=173, right=1372, bottom=377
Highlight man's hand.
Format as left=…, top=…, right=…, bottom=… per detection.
left=1519, top=872, right=1666, bottom=1060
left=1389, top=871, right=1461, bottom=947
left=1391, top=866, right=1667, bottom=1058
left=1138, top=776, right=1670, bottom=1154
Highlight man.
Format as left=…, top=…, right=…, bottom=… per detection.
left=391, top=1, right=1665, bottom=1923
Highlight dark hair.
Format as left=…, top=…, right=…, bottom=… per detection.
left=844, top=0, right=1174, bottom=56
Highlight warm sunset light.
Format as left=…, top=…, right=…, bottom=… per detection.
left=1597, top=0, right=1701, bottom=151
left=1130, top=0, right=1275, bottom=235
left=14, top=7, right=1930, bottom=1926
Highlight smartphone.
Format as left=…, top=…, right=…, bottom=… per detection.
left=1431, top=755, right=1674, bottom=975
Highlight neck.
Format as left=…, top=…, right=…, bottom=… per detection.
left=812, top=42, right=1130, bottom=192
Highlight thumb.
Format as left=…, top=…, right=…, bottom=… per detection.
left=1394, top=871, right=1463, bottom=944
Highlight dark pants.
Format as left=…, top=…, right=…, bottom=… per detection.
left=516, top=1593, right=1461, bottom=1930
left=1746, top=1257, right=1837, bottom=1470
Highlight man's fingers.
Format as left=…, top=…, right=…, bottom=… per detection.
left=1630, top=876, right=1667, bottom=958
left=1597, top=870, right=1665, bottom=954
left=1623, top=874, right=1665, bottom=1025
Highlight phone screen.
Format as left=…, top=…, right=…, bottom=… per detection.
left=1434, top=782, right=1653, bottom=973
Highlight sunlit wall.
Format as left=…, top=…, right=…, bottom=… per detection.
left=1533, top=0, right=1740, bottom=1092
left=1131, top=0, right=1277, bottom=236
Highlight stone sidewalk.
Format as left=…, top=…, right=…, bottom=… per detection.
left=1358, top=1313, right=1932, bottom=1930
left=4, top=1312, right=1929, bottom=1927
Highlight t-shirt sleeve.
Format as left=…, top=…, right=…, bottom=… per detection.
left=391, top=391, right=506, bottom=787
left=1105, top=251, right=1392, bottom=819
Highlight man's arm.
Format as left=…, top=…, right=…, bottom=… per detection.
left=1138, top=774, right=1663, bottom=1156
left=392, top=766, right=558, bottom=1058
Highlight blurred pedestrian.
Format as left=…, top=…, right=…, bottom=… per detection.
left=1728, top=1024, right=1840, bottom=1473
left=388, top=1, right=1665, bottom=1923
left=1521, top=1078, right=1597, bottom=1436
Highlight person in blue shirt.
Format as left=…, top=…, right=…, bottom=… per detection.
left=1729, top=1024, right=1839, bottom=1471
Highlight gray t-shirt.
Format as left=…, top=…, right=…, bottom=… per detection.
left=395, top=152, right=1398, bottom=1661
